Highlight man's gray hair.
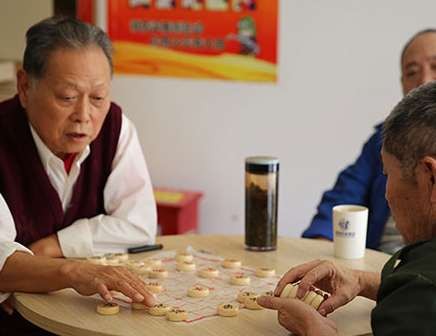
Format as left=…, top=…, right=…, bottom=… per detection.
left=23, top=16, right=113, bottom=79
left=383, top=81, right=436, bottom=176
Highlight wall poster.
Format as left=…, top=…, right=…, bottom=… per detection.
left=103, top=0, right=278, bottom=82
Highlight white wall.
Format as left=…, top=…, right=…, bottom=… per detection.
left=0, top=0, right=52, bottom=60
left=111, top=0, right=436, bottom=237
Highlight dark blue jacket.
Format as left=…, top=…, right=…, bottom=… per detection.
left=302, top=124, right=390, bottom=250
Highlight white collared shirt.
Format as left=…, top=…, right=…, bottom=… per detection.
left=0, top=114, right=157, bottom=302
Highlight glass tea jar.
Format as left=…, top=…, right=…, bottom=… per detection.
left=245, top=156, right=279, bottom=251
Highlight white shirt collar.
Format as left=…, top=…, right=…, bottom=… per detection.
left=29, top=124, right=90, bottom=170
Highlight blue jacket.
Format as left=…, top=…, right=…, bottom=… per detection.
left=302, top=124, right=390, bottom=250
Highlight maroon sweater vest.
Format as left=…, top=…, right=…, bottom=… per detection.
left=0, top=95, right=122, bottom=246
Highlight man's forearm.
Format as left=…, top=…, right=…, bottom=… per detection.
left=29, top=234, right=63, bottom=258
left=356, top=270, right=380, bottom=300
left=0, top=251, right=71, bottom=293
left=0, top=250, right=157, bottom=307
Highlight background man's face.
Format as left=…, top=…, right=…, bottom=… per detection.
left=401, top=32, right=436, bottom=95
left=18, top=46, right=112, bottom=159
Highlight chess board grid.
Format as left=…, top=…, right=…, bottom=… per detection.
left=137, top=249, right=279, bottom=323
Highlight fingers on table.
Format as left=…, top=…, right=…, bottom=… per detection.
left=128, top=277, right=156, bottom=306
left=96, top=266, right=155, bottom=306
left=115, top=279, right=146, bottom=301
left=95, top=279, right=113, bottom=302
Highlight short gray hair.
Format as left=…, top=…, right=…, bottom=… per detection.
left=383, top=81, right=436, bottom=177
left=23, top=16, right=113, bottom=79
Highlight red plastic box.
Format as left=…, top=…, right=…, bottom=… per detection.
left=154, top=188, right=203, bottom=235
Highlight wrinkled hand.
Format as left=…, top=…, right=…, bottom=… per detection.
left=29, top=234, right=63, bottom=258
left=257, top=295, right=338, bottom=336
left=275, top=260, right=361, bottom=316
left=61, top=261, right=156, bottom=307
left=1, top=297, right=14, bottom=315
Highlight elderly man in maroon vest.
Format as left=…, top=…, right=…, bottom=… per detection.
left=0, top=17, right=157, bottom=334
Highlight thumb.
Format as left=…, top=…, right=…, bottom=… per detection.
left=257, top=295, right=285, bottom=311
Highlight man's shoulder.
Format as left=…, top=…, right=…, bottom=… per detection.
left=102, top=101, right=123, bottom=130
left=390, top=240, right=436, bottom=284
left=109, top=101, right=122, bottom=115
left=372, top=248, right=436, bottom=335
left=404, top=239, right=436, bottom=259
left=374, top=122, right=383, bottom=132
left=103, top=101, right=123, bottom=130
left=90, top=101, right=123, bottom=157
left=368, top=122, right=383, bottom=139
left=0, top=95, right=21, bottom=116
left=356, top=123, right=384, bottom=159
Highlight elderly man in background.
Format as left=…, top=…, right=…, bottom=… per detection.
left=0, top=17, right=157, bottom=334
left=259, top=81, right=436, bottom=335
left=303, top=29, right=436, bottom=254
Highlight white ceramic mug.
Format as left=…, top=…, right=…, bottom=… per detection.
left=333, top=205, right=368, bottom=259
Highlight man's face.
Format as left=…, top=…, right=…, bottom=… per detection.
left=17, top=46, right=111, bottom=159
left=382, top=148, right=435, bottom=243
left=401, top=32, right=436, bottom=95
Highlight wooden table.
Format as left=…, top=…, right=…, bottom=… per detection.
left=14, top=235, right=389, bottom=336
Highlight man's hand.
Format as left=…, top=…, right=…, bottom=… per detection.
left=60, top=261, right=156, bottom=307
left=29, top=234, right=63, bottom=257
left=275, top=260, right=364, bottom=316
left=257, top=295, right=338, bottom=336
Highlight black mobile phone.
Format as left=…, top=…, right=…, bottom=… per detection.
left=127, top=243, right=164, bottom=254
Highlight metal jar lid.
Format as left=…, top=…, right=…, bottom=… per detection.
left=245, top=156, right=279, bottom=173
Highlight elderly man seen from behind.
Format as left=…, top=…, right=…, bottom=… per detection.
left=0, top=17, right=157, bottom=335
left=258, top=81, right=436, bottom=336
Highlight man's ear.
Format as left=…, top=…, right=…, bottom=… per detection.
left=421, top=156, right=436, bottom=204
left=16, top=69, right=31, bottom=109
